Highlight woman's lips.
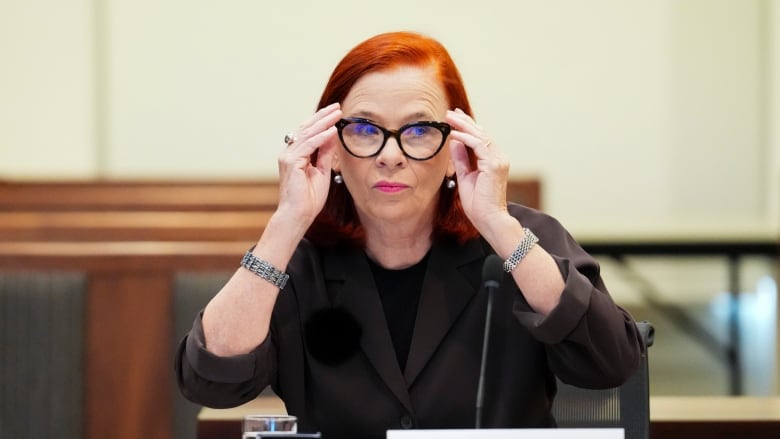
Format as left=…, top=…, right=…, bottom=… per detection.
left=374, top=181, right=408, bottom=193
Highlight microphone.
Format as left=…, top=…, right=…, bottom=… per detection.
left=475, top=254, right=504, bottom=429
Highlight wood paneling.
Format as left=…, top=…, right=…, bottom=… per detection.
left=86, top=271, right=173, bottom=439
left=0, top=241, right=244, bottom=439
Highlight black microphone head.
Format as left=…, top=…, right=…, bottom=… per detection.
left=482, top=254, right=504, bottom=289
left=304, top=307, right=362, bottom=366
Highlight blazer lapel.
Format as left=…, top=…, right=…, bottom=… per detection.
left=322, top=247, right=414, bottom=413
left=403, top=239, right=485, bottom=386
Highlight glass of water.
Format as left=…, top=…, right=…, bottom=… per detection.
left=242, top=414, right=298, bottom=437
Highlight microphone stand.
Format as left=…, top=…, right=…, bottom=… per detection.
left=475, top=254, right=503, bottom=429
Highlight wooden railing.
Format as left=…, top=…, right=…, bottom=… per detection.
left=0, top=179, right=539, bottom=243
left=0, top=178, right=540, bottom=439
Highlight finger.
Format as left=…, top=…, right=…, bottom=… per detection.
left=295, top=125, right=339, bottom=159
left=447, top=110, right=490, bottom=146
left=284, top=116, right=341, bottom=169
left=299, top=102, right=340, bottom=130
left=446, top=110, right=492, bottom=153
left=449, top=140, right=472, bottom=177
left=313, top=133, right=338, bottom=173
left=447, top=129, right=493, bottom=158
left=447, top=108, right=482, bottom=132
left=292, top=103, right=341, bottom=146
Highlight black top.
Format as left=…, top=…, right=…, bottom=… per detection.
left=367, top=252, right=429, bottom=372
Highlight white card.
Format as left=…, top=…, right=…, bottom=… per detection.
left=387, top=428, right=624, bottom=439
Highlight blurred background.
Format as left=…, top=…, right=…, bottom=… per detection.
left=1, top=0, right=779, bottom=438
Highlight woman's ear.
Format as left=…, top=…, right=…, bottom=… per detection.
left=446, top=160, right=455, bottom=178
left=332, top=153, right=340, bottom=174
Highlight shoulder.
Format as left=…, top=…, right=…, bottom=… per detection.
left=506, top=202, right=585, bottom=257
left=285, top=240, right=358, bottom=297
left=280, top=239, right=323, bottom=300
left=507, top=202, right=568, bottom=235
left=288, top=238, right=321, bottom=268
left=273, top=240, right=330, bottom=323
left=287, top=239, right=354, bottom=276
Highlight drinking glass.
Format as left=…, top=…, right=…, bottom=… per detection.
left=242, top=414, right=298, bottom=438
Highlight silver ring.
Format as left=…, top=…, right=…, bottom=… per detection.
left=284, top=133, right=296, bottom=146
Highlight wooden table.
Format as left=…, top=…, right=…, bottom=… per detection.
left=196, top=396, right=780, bottom=439
left=198, top=396, right=287, bottom=439
left=650, top=396, right=780, bottom=438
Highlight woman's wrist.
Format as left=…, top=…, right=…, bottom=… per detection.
left=502, top=227, right=539, bottom=272
left=479, top=213, right=527, bottom=259
left=253, top=211, right=310, bottom=268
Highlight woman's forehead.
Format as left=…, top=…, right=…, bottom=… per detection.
left=343, top=67, right=448, bottom=122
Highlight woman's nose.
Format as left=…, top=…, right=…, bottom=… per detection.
left=376, top=137, right=406, bottom=167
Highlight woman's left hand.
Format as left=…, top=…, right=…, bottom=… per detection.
left=446, top=109, right=510, bottom=233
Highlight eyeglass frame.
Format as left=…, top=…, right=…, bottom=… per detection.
left=335, top=117, right=452, bottom=161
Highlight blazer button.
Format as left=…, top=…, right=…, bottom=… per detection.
left=400, top=414, right=414, bottom=429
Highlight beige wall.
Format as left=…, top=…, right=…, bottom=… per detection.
left=1, top=0, right=776, bottom=237
left=770, top=0, right=780, bottom=396
left=769, top=0, right=780, bottom=228
left=0, top=0, right=96, bottom=177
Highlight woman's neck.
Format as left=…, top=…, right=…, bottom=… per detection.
left=363, top=221, right=433, bottom=269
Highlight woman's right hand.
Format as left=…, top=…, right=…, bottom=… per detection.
left=275, top=103, right=342, bottom=225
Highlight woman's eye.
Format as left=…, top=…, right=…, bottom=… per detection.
left=353, top=123, right=380, bottom=136
left=406, top=125, right=431, bottom=137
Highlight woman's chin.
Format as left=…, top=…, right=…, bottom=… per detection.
left=362, top=204, right=431, bottom=229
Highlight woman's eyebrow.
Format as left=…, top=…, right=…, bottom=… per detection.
left=346, top=110, right=437, bottom=124
left=349, top=110, right=378, bottom=121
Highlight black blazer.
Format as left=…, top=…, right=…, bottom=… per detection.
left=176, top=204, right=642, bottom=439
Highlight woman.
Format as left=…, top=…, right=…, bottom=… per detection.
left=176, top=31, right=641, bottom=438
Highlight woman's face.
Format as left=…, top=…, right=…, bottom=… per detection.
left=335, top=66, right=452, bottom=230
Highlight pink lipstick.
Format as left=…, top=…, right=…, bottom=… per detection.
left=374, top=181, right=408, bottom=193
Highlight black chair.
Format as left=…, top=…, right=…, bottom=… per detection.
left=551, top=320, right=655, bottom=439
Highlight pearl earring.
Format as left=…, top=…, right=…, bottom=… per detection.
left=334, top=174, right=344, bottom=184
left=446, top=178, right=456, bottom=189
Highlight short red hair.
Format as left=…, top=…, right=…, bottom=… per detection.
left=306, top=31, right=479, bottom=247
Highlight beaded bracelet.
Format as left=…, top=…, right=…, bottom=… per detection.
left=240, top=249, right=289, bottom=289
left=503, top=228, right=539, bottom=273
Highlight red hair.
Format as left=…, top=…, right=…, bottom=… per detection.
left=306, top=31, right=480, bottom=247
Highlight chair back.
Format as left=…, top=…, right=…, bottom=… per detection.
left=551, top=321, right=655, bottom=439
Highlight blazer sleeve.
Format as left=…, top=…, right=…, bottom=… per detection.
left=174, top=310, right=277, bottom=408
left=507, top=204, right=643, bottom=389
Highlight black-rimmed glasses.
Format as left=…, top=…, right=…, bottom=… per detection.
left=335, top=118, right=451, bottom=161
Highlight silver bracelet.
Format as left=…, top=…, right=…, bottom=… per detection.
left=503, top=227, right=539, bottom=273
left=241, top=250, right=289, bottom=290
